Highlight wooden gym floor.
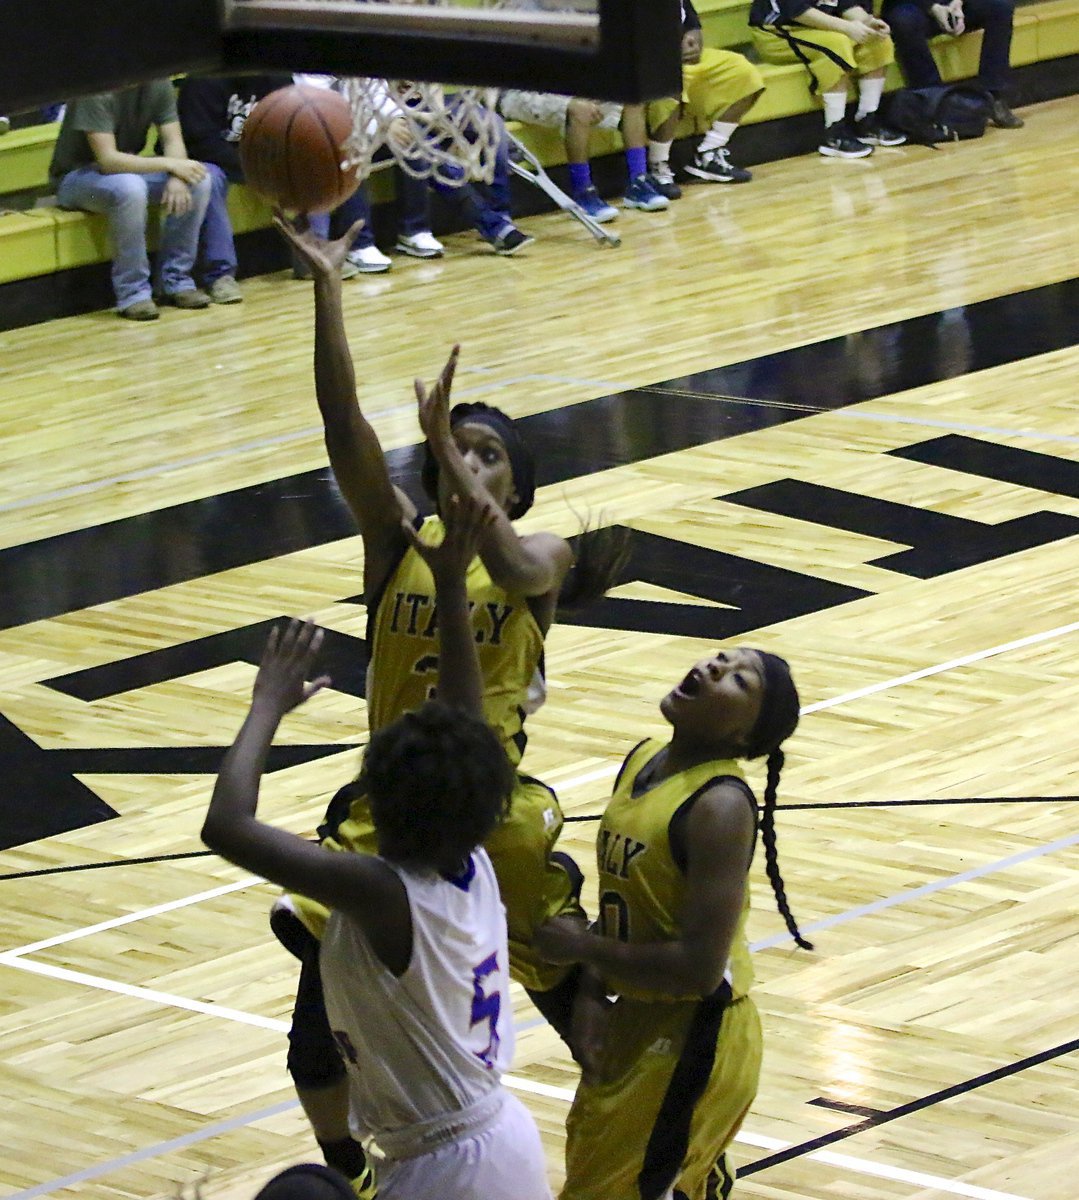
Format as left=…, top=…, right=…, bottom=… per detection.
left=0, top=94, right=1077, bottom=1200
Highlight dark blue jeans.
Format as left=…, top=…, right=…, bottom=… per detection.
left=883, top=0, right=1015, bottom=92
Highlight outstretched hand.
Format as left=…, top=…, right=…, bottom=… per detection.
left=403, top=492, right=495, bottom=583
left=415, top=344, right=461, bottom=449
left=252, top=620, right=332, bottom=715
left=273, top=211, right=365, bottom=277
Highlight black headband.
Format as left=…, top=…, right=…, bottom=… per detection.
left=420, top=401, right=536, bottom=519
left=747, top=651, right=800, bottom=758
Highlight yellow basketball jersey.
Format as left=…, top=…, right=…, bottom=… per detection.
left=596, top=739, right=756, bottom=1002
left=366, top=515, right=544, bottom=765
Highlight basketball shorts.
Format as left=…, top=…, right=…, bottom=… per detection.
left=376, top=1091, right=552, bottom=1200
left=499, top=89, right=622, bottom=133
left=648, top=50, right=765, bottom=133
left=751, top=27, right=895, bottom=94
left=561, top=991, right=762, bottom=1200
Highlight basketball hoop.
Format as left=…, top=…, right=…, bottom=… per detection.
left=342, top=78, right=502, bottom=187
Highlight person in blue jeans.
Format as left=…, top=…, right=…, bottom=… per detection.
left=880, top=0, right=1024, bottom=128
left=49, top=79, right=237, bottom=320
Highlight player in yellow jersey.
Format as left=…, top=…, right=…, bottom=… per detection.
left=271, top=215, right=625, bottom=1194
left=535, top=647, right=813, bottom=1200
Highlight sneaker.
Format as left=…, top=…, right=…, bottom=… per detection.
left=395, top=230, right=445, bottom=258
left=206, top=275, right=243, bottom=304
left=490, top=226, right=535, bottom=255
left=572, top=185, right=618, bottom=223
left=852, top=114, right=907, bottom=146
left=161, top=288, right=211, bottom=309
left=988, top=96, right=1024, bottom=129
left=684, top=147, right=752, bottom=183
left=347, top=245, right=392, bottom=274
left=0, top=116, right=10, bottom=135
left=622, top=174, right=669, bottom=211
left=647, top=166, right=682, bottom=200
left=819, top=124, right=874, bottom=159
left=119, top=299, right=159, bottom=321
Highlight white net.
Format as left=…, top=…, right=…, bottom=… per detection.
left=342, top=78, right=502, bottom=187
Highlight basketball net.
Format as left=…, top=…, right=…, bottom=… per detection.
left=342, top=78, right=502, bottom=186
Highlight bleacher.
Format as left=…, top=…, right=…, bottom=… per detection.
left=1, top=0, right=1077, bottom=316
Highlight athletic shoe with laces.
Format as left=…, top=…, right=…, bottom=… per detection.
left=489, top=225, right=535, bottom=255
left=572, top=185, right=618, bottom=223
left=647, top=166, right=682, bottom=200
left=819, top=124, right=874, bottom=159
left=684, top=147, right=752, bottom=183
left=988, top=96, right=1024, bottom=128
left=395, top=230, right=445, bottom=258
left=207, top=274, right=243, bottom=304
left=346, top=245, right=392, bottom=273
left=622, top=173, right=669, bottom=211
left=852, top=114, right=907, bottom=146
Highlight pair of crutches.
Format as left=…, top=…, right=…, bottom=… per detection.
left=506, top=131, right=621, bottom=248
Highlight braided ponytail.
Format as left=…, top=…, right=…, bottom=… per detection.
left=759, top=748, right=813, bottom=950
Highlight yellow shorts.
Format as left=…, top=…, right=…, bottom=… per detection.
left=751, top=26, right=894, bottom=94
left=290, top=774, right=581, bottom=993
left=562, top=992, right=762, bottom=1200
left=648, top=49, right=765, bottom=133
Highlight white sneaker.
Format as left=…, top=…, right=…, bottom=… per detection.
left=346, top=246, right=392, bottom=274
left=395, top=230, right=445, bottom=259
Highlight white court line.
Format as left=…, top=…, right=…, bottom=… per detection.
left=504, top=1076, right=1030, bottom=1200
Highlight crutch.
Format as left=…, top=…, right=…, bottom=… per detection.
left=506, top=131, right=621, bottom=248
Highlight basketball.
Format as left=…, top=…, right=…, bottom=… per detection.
left=240, top=84, right=361, bottom=214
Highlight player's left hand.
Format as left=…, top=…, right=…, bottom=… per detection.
left=273, top=212, right=365, bottom=277
left=415, top=344, right=460, bottom=449
left=252, top=620, right=331, bottom=715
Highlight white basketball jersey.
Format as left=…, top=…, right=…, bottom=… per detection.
left=319, top=848, right=514, bottom=1149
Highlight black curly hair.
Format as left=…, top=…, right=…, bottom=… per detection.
left=360, top=700, right=514, bottom=869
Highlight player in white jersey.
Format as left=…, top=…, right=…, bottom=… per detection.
left=202, top=494, right=552, bottom=1200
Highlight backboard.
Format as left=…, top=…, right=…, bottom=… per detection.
left=0, top=0, right=681, bottom=114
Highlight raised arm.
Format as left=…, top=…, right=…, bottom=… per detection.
left=201, top=621, right=408, bottom=946
left=402, top=493, right=496, bottom=717
left=275, top=216, right=414, bottom=601
left=534, top=783, right=756, bottom=997
left=415, top=349, right=574, bottom=607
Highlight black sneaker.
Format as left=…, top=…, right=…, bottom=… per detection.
left=988, top=96, right=1024, bottom=129
left=819, top=124, right=874, bottom=159
left=490, top=225, right=535, bottom=256
left=853, top=114, right=907, bottom=146
left=647, top=167, right=682, bottom=200
left=684, top=147, right=752, bottom=183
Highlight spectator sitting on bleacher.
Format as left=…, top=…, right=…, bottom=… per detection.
left=497, top=85, right=668, bottom=221
left=647, top=0, right=765, bottom=191
left=880, top=0, right=1024, bottom=127
left=49, top=79, right=236, bottom=320
left=750, top=0, right=907, bottom=157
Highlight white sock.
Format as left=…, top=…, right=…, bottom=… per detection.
left=856, top=77, right=885, bottom=120
left=647, top=139, right=673, bottom=170
left=698, top=120, right=738, bottom=153
left=823, top=91, right=848, bottom=128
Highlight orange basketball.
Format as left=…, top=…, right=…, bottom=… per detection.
left=240, top=84, right=361, bottom=214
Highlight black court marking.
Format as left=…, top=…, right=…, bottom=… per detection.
left=44, top=743, right=351, bottom=775
left=0, top=850, right=214, bottom=882
left=741, top=1036, right=1079, bottom=1176
left=563, top=796, right=1078, bottom=822
left=890, top=435, right=1079, bottom=498
left=3, top=276, right=1079, bottom=631
left=808, top=1098, right=886, bottom=1118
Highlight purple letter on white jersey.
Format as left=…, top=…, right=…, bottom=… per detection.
left=469, top=951, right=502, bottom=1069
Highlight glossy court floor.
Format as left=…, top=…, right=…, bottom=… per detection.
left=0, top=94, right=1077, bottom=1200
